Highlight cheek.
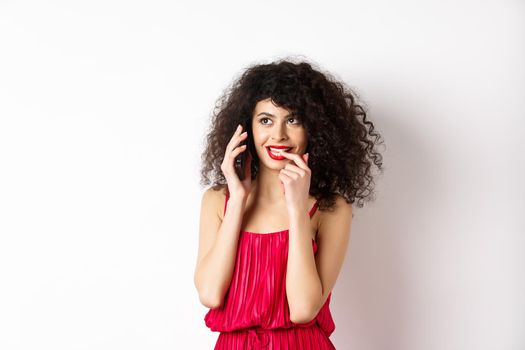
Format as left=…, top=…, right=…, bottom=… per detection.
left=251, top=127, right=267, bottom=144
left=250, top=129, right=261, bottom=146
left=294, top=131, right=308, bottom=148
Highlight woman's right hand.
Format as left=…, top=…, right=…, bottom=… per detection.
left=220, top=124, right=253, bottom=199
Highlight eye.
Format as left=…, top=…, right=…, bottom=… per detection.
left=260, top=117, right=272, bottom=125
left=259, top=117, right=301, bottom=125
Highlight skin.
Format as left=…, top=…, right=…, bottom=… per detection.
left=194, top=98, right=353, bottom=324
left=250, top=98, right=309, bottom=208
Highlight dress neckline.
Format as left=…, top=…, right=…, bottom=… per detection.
left=241, top=229, right=317, bottom=245
left=241, top=229, right=289, bottom=235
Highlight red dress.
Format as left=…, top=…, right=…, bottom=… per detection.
left=204, top=189, right=336, bottom=349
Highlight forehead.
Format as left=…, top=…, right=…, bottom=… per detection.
left=253, top=98, right=292, bottom=117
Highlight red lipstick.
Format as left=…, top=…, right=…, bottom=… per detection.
left=266, top=145, right=292, bottom=160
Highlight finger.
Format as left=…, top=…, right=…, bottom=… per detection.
left=229, top=124, right=243, bottom=142
left=276, top=150, right=309, bottom=170
left=284, top=163, right=306, bottom=177
left=280, top=168, right=300, bottom=180
left=228, top=144, right=247, bottom=160
left=231, top=130, right=247, bottom=146
left=223, top=145, right=246, bottom=168
left=226, top=131, right=248, bottom=154
left=223, top=145, right=246, bottom=173
left=278, top=171, right=292, bottom=183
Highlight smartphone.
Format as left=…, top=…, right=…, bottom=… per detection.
left=235, top=121, right=251, bottom=181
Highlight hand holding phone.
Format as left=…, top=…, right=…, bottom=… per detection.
left=221, top=123, right=253, bottom=198
left=235, top=140, right=249, bottom=180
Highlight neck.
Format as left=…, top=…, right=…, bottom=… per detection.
left=252, top=165, right=286, bottom=203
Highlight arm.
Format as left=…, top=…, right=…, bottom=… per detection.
left=193, top=187, right=247, bottom=309
left=286, top=195, right=353, bottom=323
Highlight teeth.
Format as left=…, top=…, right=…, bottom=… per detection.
left=269, top=147, right=291, bottom=152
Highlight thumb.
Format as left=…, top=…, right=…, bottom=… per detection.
left=303, top=153, right=309, bottom=164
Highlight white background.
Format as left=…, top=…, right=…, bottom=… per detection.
left=0, top=1, right=523, bottom=349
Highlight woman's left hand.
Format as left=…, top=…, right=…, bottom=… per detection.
left=278, top=151, right=311, bottom=214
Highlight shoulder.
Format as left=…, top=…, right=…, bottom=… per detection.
left=201, top=184, right=228, bottom=221
left=317, top=194, right=353, bottom=235
left=202, top=184, right=228, bottom=199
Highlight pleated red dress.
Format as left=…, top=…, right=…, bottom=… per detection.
left=204, top=189, right=336, bottom=349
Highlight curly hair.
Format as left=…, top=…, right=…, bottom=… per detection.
left=199, top=57, right=385, bottom=210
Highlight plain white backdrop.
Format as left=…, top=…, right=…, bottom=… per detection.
left=0, top=1, right=523, bottom=349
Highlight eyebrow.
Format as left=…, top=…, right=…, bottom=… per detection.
left=256, top=112, right=295, bottom=118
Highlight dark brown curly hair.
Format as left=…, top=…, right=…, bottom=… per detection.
left=200, top=57, right=385, bottom=210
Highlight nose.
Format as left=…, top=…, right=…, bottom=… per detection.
left=270, top=121, right=288, bottom=141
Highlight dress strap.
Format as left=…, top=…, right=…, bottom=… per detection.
left=309, top=199, right=319, bottom=218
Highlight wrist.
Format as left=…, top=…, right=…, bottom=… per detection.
left=228, top=192, right=248, bottom=205
left=288, top=207, right=308, bottom=221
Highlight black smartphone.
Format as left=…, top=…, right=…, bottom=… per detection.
left=235, top=121, right=251, bottom=181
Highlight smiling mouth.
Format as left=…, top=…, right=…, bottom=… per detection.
left=265, top=146, right=293, bottom=160
left=266, top=146, right=292, bottom=155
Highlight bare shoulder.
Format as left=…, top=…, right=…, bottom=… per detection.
left=318, top=194, right=353, bottom=236
left=202, top=184, right=228, bottom=222
left=195, top=185, right=228, bottom=271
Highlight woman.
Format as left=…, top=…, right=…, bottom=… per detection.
left=194, top=58, right=384, bottom=349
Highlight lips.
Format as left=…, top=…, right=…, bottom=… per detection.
left=266, top=146, right=292, bottom=160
